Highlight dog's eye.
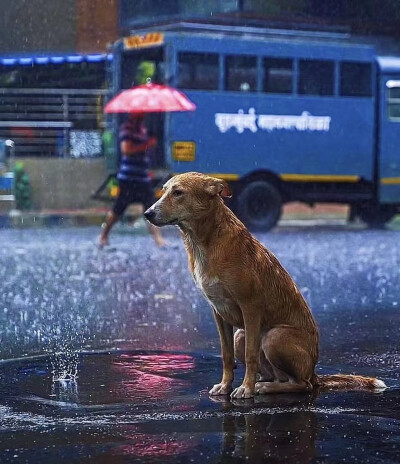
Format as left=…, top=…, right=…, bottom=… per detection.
left=173, top=189, right=184, bottom=197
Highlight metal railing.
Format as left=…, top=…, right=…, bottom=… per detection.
left=0, top=88, right=107, bottom=157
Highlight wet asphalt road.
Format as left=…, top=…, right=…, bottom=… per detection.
left=0, top=224, right=399, bottom=463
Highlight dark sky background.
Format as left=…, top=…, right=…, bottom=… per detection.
left=0, top=0, right=399, bottom=55
left=122, top=0, right=400, bottom=39
left=299, top=0, right=400, bottom=36
left=234, top=0, right=400, bottom=37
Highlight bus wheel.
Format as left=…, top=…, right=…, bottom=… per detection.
left=358, top=205, right=396, bottom=228
left=235, top=180, right=282, bottom=231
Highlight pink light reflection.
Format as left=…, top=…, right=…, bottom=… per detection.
left=116, top=431, right=197, bottom=458
left=111, top=353, right=195, bottom=400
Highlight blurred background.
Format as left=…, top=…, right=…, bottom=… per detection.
left=0, top=0, right=400, bottom=228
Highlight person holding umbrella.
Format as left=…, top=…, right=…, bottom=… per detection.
left=98, top=75, right=196, bottom=247
left=98, top=112, right=165, bottom=247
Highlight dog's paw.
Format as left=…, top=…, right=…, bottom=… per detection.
left=231, top=385, right=254, bottom=399
left=209, top=382, right=232, bottom=396
left=255, top=381, right=273, bottom=394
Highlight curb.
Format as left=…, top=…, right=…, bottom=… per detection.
left=0, top=211, right=349, bottom=229
left=1, top=212, right=398, bottom=231
left=0, top=211, right=141, bottom=229
left=279, top=217, right=348, bottom=227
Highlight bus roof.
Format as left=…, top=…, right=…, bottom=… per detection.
left=130, top=19, right=397, bottom=48
left=120, top=21, right=380, bottom=63
left=121, top=20, right=393, bottom=62
left=377, top=56, right=400, bottom=74
left=139, top=21, right=350, bottom=41
left=123, top=19, right=400, bottom=57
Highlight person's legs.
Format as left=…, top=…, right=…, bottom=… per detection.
left=98, top=181, right=128, bottom=247
left=98, top=180, right=167, bottom=247
left=147, top=222, right=166, bottom=247
left=98, top=210, right=119, bottom=247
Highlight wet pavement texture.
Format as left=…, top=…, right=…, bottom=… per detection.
left=0, top=225, right=399, bottom=463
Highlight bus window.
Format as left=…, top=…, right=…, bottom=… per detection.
left=298, top=59, right=334, bottom=96
left=263, top=58, right=293, bottom=94
left=177, top=52, right=219, bottom=90
left=340, top=62, right=372, bottom=97
left=225, top=55, right=257, bottom=92
left=388, top=86, right=400, bottom=120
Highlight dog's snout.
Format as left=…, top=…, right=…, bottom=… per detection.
left=144, top=208, right=156, bottom=221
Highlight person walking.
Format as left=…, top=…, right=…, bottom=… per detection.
left=98, top=113, right=165, bottom=247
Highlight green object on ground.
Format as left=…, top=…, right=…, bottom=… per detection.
left=14, top=162, right=32, bottom=210
left=102, top=130, right=117, bottom=172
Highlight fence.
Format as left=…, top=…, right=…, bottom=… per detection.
left=0, top=88, right=107, bottom=157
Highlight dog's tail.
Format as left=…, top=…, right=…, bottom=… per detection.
left=315, top=373, right=386, bottom=391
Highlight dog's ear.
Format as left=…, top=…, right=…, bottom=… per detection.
left=205, top=178, right=232, bottom=198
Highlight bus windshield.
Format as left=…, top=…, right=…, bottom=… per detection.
left=121, top=46, right=165, bottom=89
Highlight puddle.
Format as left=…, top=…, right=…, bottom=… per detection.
left=0, top=350, right=399, bottom=463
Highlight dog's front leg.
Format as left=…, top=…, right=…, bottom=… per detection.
left=231, top=314, right=260, bottom=399
left=209, top=309, right=234, bottom=396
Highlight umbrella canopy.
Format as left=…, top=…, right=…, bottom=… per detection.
left=104, top=83, right=196, bottom=114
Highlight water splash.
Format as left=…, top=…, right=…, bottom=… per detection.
left=51, top=374, right=79, bottom=404
left=50, top=351, right=79, bottom=382
left=48, top=343, right=80, bottom=404
left=42, top=321, right=84, bottom=384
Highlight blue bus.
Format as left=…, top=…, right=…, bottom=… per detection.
left=108, top=22, right=400, bottom=230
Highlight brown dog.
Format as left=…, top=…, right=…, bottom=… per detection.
left=144, top=172, right=386, bottom=399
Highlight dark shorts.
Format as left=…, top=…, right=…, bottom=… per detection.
left=112, top=180, right=155, bottom=216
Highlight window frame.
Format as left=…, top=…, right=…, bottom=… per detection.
left=262, top=57, right=294, bottom=95
left=223, top=54, right=258, bottom=93
left=298, top=59, right=335, bottom=97
left=339, top=61, right=373, bottom=98
left=387, top=81, right=400, bottom=122
left=176, top=51, right=220, bottom=91
left=173, top=47, right=376, bottom=101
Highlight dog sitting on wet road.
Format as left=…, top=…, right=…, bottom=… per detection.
left=144, top=172, right=386, bottom=399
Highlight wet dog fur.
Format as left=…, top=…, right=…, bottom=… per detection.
left=144, top=172, right=386, bottom=399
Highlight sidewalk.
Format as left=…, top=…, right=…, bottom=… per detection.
left=280, top=202, right=349, bottom=226
left=0, top=203, right=350, bottom=228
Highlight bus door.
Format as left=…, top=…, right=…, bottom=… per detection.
left=379, top=77, right=400, bottom=203
left=113, top=36, right=168, bottom=173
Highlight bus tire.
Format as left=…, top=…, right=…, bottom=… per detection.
left=235, top=180, right=282, bottom=231
left=358, top=204, right=396, bottom=228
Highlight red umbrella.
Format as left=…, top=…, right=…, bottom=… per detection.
left=104, top=83, right=196, bottom=114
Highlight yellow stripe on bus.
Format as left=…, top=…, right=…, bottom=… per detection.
left=173, top=173, right=240, bottom=181
left=381, top=177, right=400, bottom=185
left=280, top=174, right=360, bottom=183
left=205, top=173, right=240, bottom=181
left=172, top=173, right=361, bottom=183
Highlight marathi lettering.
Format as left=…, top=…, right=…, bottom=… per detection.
left=215, top=108, right=258, bottom=134
left=215, top=109, right=331, bottom=133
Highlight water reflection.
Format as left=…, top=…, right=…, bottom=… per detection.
left=220, top=411, right=317, bottom=463
left=0, top=351, right=398, bottom=463
left=114, top=426, right=198, bottom=460
left=111, top=353, right=195, bottom=400
left=212, top=393, right=318, bottom=463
